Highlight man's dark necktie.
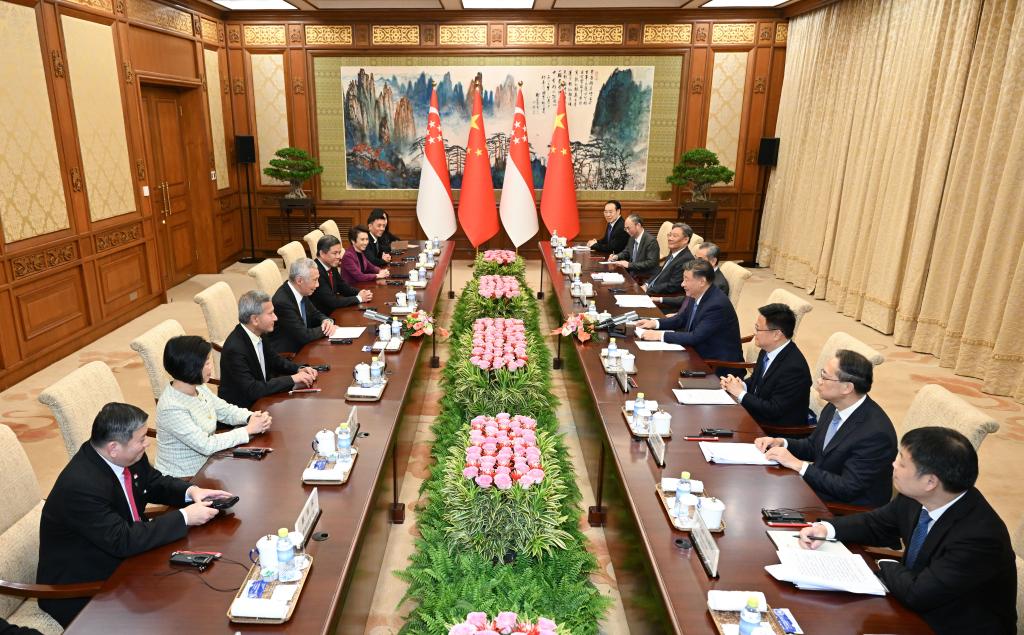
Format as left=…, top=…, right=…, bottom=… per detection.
left=606, top=223, right=613, bottom=243
left=685, top=300, right=697, bottom=331
left=299, top=297, right=307, bottom=324
left=648, top=252, right=673, bottom=287
left=904, top=508, right=932, bottom=569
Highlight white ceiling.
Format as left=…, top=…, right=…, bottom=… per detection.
left=204, top=0, right=802, bottom=12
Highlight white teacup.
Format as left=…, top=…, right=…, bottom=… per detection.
left=313, top=429, right=335, bottom=456
left=700, top=497, right=726, bottom=530
left=249, top=534, right=278, bottom=578
left=621, top=353, right=636, bottom=373
left=396, top=292, right=407, bottom=307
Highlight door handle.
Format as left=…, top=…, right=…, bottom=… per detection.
left=161, top=182, right=171, bottom=215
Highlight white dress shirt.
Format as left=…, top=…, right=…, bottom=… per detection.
left=785, top=394, right=868, bottom=476
left=738, top=339, right=792, bottom=402
left=98, top=451, right=190, bottom=523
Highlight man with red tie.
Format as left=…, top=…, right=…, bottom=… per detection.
left=37, top=403, right=231, bottom=627
left=311, top=233, right=372, bottom=315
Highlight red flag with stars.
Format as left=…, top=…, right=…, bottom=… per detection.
left=539, top=89, right=580, bottom=240
left=457, top=84, right=499, bottom=248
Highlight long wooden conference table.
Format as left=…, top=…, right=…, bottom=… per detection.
left=68, top=242, right=454, bottom=634
left=539, top=242, right=932, bottom=635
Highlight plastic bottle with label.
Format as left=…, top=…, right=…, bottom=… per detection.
left=370, top=356, right=383, bottom=386
left=276, top=528, right=298, bottom=582
left=738, top=596, right=762, bottom=635
left=673, top=471, right=691, bottom=520
left=336, top=422, right=352, bottom=463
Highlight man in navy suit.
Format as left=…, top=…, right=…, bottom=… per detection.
left=586, top=200, right=628, bottom=255
left=310, top=233, right=372, bottom=315
left=633, top=259, right=743, bottom=372
left=642, top=222, right=694, bottom=297
left=800, top=427, right=1017, bottom=635
left=755, top=349, right=897, bottom=507
left=607, top=214, right=661, bottom=276
left=268, top=258, right=335, bottom=354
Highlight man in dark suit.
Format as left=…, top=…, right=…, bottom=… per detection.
left=364, top=208, right=393, bottom=268
left=267, top=258, right=335, bottom=354
left=696, top=241, right=730, bottom=297
left=755, top=349, right=896, bottom=507
left=218, top=290, right=317, bottom=409
left=800, top=427, right=1017, bottom=635
left=634, top=259, right=743, bottom=371
left=37, top=403, right=229, bottom=627
left=608, top=213, right=660, bottom=276
left=586, top=200, right=628, bottom=255
left=311, top=233, right=372, bottom=315
left=643, top=222, right=694, bottom=296
left=721, top=303, right=811, bottom=427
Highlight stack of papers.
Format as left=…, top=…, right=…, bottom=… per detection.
left=591, top=272, right=625, bottom=284
left=635, top=341, right=684, bottom=351
left=699, top=442, right=777, bottom=465
left=706, top=590, right=767, bottom=612
left=766, top=549, right=887, bottom=596
left=614, top=294, right=656, bottom=308
left=329, top=326, right=365, bottom=340
left=672, top=389, right=737, bottom=405
left=767, top=530, right=852, bottom=555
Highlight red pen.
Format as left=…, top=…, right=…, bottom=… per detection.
left=684, top=436, right=718, bottom=441
left=289, top=388, right=322, bottom=394
left=766, top=521, right=812, bottom=528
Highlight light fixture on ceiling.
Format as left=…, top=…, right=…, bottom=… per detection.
left=702, top=0, right=788, bottom=7
left=212, top=0, right=297, bottom=9
left=462, top=0, right=535, bottom=8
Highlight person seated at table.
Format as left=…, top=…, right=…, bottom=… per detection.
left=268, top=258, right=336, bottom=354
left=720, top=303, right=811, bottom=427
left=586, top=200, right=628, bottom=254
left=365, top=208, right=393, bottom=267
left=754, top=349, right=896, bottom=507
left=657, top=240, right=725, bottom=310
left=642, top=222, right=694, bottom=297
left=218, top=290, right=316, bottom=409
left=37, top=402, right=232, bottom=627
left=155, top=335, right=272, bottom=478
left=341, top=225, right=390, bottom=286
left=311, top=234, right=373, bottom=315
left=607, top=213, right=660, bottom=276
left=378, top=208, right=401, bottom=244
left=633, top=259, right=743, bottom=373
left=799, top=427, right=1017, bottom=635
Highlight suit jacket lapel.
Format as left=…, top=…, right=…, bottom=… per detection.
left=913, top=489, right=976, bottom=568
left=85, top=445, right=135, bottom=521
left=821, top=397, right=871, bottom=457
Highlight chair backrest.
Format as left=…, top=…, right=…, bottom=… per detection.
left=193, top=282, right=236, bottom=346
left=655, top=221, right=672, bottom=260
left=129, top=319, right=186, bottom=403
left=319, top=219, right=341, bottom=241
left=247, top=259, right=283, bottom=296
left=303, top=229, right=324, bottom=259
left=277, top=241, right=307, bottom=272
left=810, top=331, right=885, bottom=415
left=718, top=261, right=752, bottom=308
left=0, top=424, right=44, bottom=621
left=900, top=384, right=999, bottom=451
left=689, top=233, right=704, bottom=257
left=38, top=361, right=125, bottom=458
left=743, top=288, right=815, bottom=363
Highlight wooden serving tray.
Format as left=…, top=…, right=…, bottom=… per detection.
left=346, top=378, right=387, bottom=401
left=620, top=407, right=671, bottom=438
left=390, top=305, right=414, bottom=315
left=301, top=448, right=358, bottom=485
left=372, top=338, right=404, bottom=352
left=655, top=484, right=725, bottom=533
left=227, top=556, right=313, bottom=624
left=709, top=605, right=787, bottom=635
left=602, top=356, right=637, bottom=375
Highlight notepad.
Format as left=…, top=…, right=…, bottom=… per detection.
left=699, top=442, right=777, bottom=465
left=591, top=272, right=625, bottom=284
left=767, top=530, right=852, bottom=555
left=635, top=341, right=684, bottom=351
left=229, top=597, right=288, bottom=619
left=767, top=549, right=887, bottom=596
left=672, top=389, right=737, bottom=405
left=330, top=326, right=365, bottom=340
left=614, top=294, right=656, bottom=308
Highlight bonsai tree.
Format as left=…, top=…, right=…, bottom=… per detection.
left=666, top=148, right=735, bottom=202
left=263, top=147, right=324, bottom=199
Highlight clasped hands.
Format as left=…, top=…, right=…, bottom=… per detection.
left=292, top=365, right=317, bottom=389
left=753, top=435, right=803, bottom=471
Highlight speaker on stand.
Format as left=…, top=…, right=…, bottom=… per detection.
left=235, top=135, right=261, bottom=264
left=751, top=137, right=780, bottom=267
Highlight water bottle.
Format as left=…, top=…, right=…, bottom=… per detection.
left=391, top=317, right=402, bottom=340
left=673, top=471, right=691, bottom=519
left=738, top=596, right=761, bottom=635
left=276, top=528, right=298, bottom=582
left=370, top=356, right=383, bottom=386
left=427, top=249, right=435, bottom=265
left=633, top=392, right=646, bottom=421
left=550, top=230, right=559, bottom=247
left=608, top=337, right=618, bottom=355
left=336, top=423, right=352, bottom=464
left=588, top=301, right=597, bottom=316
left=418, top=265, right=426, bottom=280
left=432, top=236, right=441, bottom=250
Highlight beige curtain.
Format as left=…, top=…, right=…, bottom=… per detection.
left=759, top=0, right=1024, bottom=402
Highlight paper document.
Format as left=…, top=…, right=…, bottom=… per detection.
left=767, top=530, right=852, bottom=555
left=330, top=326, right=365, bottom=339
left=614, top=294, right=656, bottom=308
left=635, top=341, right=684, bottom=351
left=769, top=549, right=887, bottom=596
left=699, top=442, right=777, bottom=465
left=229, top=597, right=288, bottom=619
left=597, top=260, right=615, bottom=265
left=591, top=272, right=625, bottom=284
left=673, top=389, right=737, bottom=405
left=573, top=245, right=591, bottom=251
left=706, top=590, right=767, bottom=612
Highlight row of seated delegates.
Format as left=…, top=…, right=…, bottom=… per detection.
left=342, top=225, right=391, bottom=286
left=800, top=426, right=1017, bottom=635
left=219, top=290, right=318, bottom=409
left=606, top=213, right=661, bottom=277
left=653, top=241, right=728, bottom=309
left=585, top=200, right=628, bottom=255
left=155, top=335, right=272, bottom=478
left=640, top=222, right=694, bottom=296
left=312, top=233, right=374, bottom=313
left=364, top=207, right=398, bottom=268
left=269, top=258, right=336, bottom=354
left=37, top=403, right=231, bottom=627
left=633, top=259, right=744, bottom=375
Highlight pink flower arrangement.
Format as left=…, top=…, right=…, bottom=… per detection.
left=478, top=275, right=521, bottom=299
left=402, top=309, right=449, bottom=338
left=469, top=318, right=528, bottom=371
left=449, top=611, right=558, bottom=635
left=550, top=313, right=596, bottom=343
left=464, top=414, right=544, bottom=489
left=481, top=249, right=517, bottom=265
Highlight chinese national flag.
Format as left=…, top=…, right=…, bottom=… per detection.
left=539, top=89, right=579, bottom=240
left=457, top=84, right=499, bottom=248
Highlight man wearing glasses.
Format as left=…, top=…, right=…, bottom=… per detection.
left=753, top=349, right=897, bottom=507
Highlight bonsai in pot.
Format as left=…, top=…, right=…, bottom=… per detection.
left=262, top=147, right=324, bottom=199
left=667, top=148, right=735, bottom=226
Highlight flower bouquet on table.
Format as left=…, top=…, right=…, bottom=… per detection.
left=550, top=313, right=597, bottom=343
left=469, top=318, right=528, bottom=372
left=478, top=275, right=521, bottom=299
left=402, top=309, right=449, bottom=339
left=449, top=611, right=560, bottom=635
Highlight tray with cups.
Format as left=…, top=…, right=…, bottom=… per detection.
left=371, top=338, right=403, bottom=353
left=602, top=356, right=637, bottom=375
left=228, top=541, right=312, bottom=624
left=621, top=402, right=671, bottom=438
left=390, top=304, right=414, bottom=315
left=708, top=596, right=787, bottom=635
left=301, top=449, right=358, bottom=485
left=655, top=481, right=726, bottom=532
left=346, top=378, right=387, bottom=401
left=405, top=278, right=428, bottom=289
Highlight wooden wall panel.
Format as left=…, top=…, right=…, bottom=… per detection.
left=13, top=267, right=90, bottom=356
left=128, top=23, right=199, bottom=79
left=95, top=244, right=151, bottom=319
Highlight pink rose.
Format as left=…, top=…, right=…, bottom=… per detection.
left=475, top=474, right=493, bottom=488
left=528, top=468, right=545, bottom=482
left=536, top=617, right=556, bottom=630
left=494, top=612, right=518, bottom=632
left=495, top=465, right=511, bottom=475
left=463, top=466, right=478, bottom=479
left=494, top=473, right=513, bottom=490
left=466, top=612, right=489, bottom=628
left=448, top=623, right=476, bottom=635
left=519, top=475, right=534, bottom=488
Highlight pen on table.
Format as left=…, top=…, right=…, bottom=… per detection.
left=683, top=436, right=719, bottom=442
left=289, top=388, right=322, bottom=394
left=628, top=377, right=639, bottom=388
left=806, top=535, right=838, bottom=542
left=766, top=521, right=812, bottom=528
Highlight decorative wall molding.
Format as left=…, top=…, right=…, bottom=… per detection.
left=292, top=77, right=304, bottom=94
left=642, top=23, right=692, bottom=45
left=11, top=244, right=78, bottom=280
left=754, top=76, right=766, bottom=93
left=123, top=62, right=134, bottom=84
left=372, top=25, right=419, bottom=46
left=232, top=77, right=245, bottom=94
left=244, top=25, right=287, bottom=46
left=192, top=15, right=202, bottom=37
left=228, top=25, right=241, bottom=44
left=289, top=25, right=303, bottom=44
left=50, top=50, right=65, bottom=78
left=691, top=77, right=704, bottom=94
left=506, top=24, right=555, bottom=45
left=114, top=0, right=125, bottom=15
left=135, top=159, right=146, bottom=180
left=759, top=24, right=773, bottom=42
left=304, top=25, right=353, bottom=45
left=126, top=0, right=191, bottom=35
left=69, top=167, right=82, bottom=192
left=65, top=0, right=113, bottom=12
left=775, top=23, right=788, bottom=43
left=439, top=24, right=487, bottom=46
left=200, top=17, right=219, bottom=43
left=711, top=23, right=755, bottom=44
left=95, top=223, right=142, bottom=252
left=575, top=24, right=623, bottom=45
left=694, top=24, right=708, bottom=43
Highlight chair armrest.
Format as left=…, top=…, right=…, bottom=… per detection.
left=211, top=342, right=224, bottom=353
left=146, top=427, right=157, bottom=438
left=0, top=579, right=104, bottom=599
left=705, top=359, right=756, bottom=370
left=826, top=502, right=872, bottom=517
left=864, top=546, right=904, bottom=559
left=760, top=423, right=816, bottom=438
left=740, top=334, right=753, bottom=344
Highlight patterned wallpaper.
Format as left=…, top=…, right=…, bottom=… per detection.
left=0, top=3, right=70, bottom=244
left=62, top=15, right=136, bottom=222
left=204, top=49, right=230, bottom=190
left=706, top=50, right=749, bottom=173
left=250, top=53, right=290, bottom=186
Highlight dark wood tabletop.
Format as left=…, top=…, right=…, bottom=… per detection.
left=67, top=242, right=454, bottom=634
left=539, top=242, right=932, bottom=635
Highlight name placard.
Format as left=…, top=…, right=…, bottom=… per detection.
left=647, top=433, right=666, bottom=467
left=615, top=369, right=630, bottom=393
left=691, top=512, right=720, bottom=578
left=294, top=488, right=321, bottom=547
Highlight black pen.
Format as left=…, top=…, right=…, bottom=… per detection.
left=806, top=535, right=838, bottom=542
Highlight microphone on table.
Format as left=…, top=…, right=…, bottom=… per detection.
left=363, top=309, right=390, bottom=323
left=596, top=311, right=638, bottom=338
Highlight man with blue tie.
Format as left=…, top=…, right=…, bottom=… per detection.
left=642, top=223, right=694, bottom=296
left=586, top=200, right=628, bottom=255
left=799, top=427, right=1017, bottom=635
left=607, top=214, right=660, bottom=276
left=268, top=258, right=335, bottom=354
left=754, top=349, right=897, bottom=507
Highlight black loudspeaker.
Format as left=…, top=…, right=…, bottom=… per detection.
left=235, top=135, right=256, bottom=164
left=758, top=138, right=780, bottom=166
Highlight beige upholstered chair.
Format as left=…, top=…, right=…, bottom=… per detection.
left=302, top=229, right=324, bottom=259
left=718, top=261, right=752, bottom=308
left=319, top=219, right=341, bottom=241
left=688, top=233, right=704, bottom=257
left=900, top=384, right=999, bottom=450
left=247, top=259, right=283, bottom=296
left=742, top=288, right=815, bottom=363
left=38, top=361, right=125, bottom=459
left=277, top=241, right=307, bottom=272
left=193, top=282, right=236, bottom=347
left=655, top=221, right=672, bottom=260
left=810, top=331, right=885, bottom=416
left=0, top=424, right=94, bottom=634
left=129, top=319, right=186, bottom=403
